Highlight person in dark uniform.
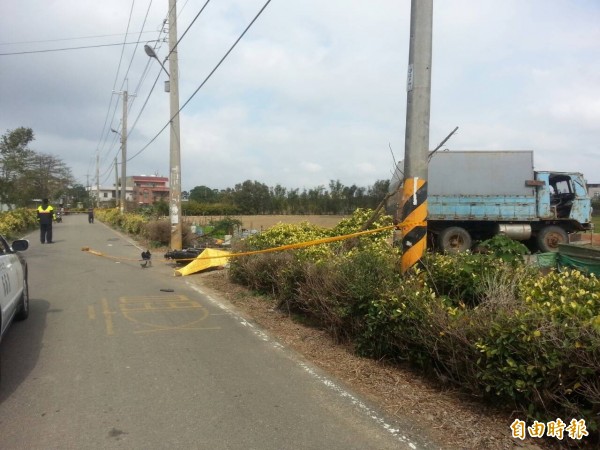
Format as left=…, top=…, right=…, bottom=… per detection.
left=88, top=207, right=94, bottom=224
left=37, top=198, right=56, bottom=244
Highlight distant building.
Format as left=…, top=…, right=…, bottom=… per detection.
left=126, top=175, right=169, bottom=206
left=87, top=184, right=133, bottom=206
left=588, top=183, right=600, bottom=199
left=87, top=174, right=169, bottom=207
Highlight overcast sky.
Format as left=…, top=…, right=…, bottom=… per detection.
left=1, top=0, right=599, bottom=193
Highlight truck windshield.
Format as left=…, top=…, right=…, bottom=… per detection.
left=555, top=180, right=572, bottom=194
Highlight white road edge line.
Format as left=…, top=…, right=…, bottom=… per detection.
left=188, top=283, right=421, bottom=449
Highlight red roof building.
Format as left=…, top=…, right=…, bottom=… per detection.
left=127, top=175, right=169, bottom=206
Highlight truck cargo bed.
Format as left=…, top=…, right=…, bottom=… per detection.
left=428, top=194, right=537, bottom=221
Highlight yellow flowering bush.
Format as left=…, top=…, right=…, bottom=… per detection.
left=0, top=208, right=38, bottom=238
left=121, top=213, right=147, bottom=236
left=228, top=210, right=599, bottom=436
left=243, top=221, right=332, bottom=262
left=95, top=207, right=122, bottom=226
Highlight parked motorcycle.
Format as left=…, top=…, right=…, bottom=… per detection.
left=55, top=212, right=62, bottom=223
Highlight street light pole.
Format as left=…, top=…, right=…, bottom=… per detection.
left=96, top=149, right=100, bottom=208
left=121, top=90, right=128, bottom=213
left=110, top=128, right=121, bottom=209
left=143, top=1, right=183, bottom=251
left=168, top=0, right=182, bottom=251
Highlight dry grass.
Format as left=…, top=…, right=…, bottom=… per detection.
left=194, top=269, right=552, bottom=450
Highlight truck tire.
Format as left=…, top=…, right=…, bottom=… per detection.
left=439, top=227, right=472, bottom=253
left=536, top=226, right=567, bottom=252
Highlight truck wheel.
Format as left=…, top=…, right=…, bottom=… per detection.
left=536, top=226, right=567, bottom=252
left=439, top=227, right=472, bottom=253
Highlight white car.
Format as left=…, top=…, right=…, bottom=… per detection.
left=0, top=236, right=29, bottom=377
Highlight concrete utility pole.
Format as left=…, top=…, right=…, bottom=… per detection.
left=114, top=157, right=119, bottom=208
left=168, top=0, right=183, bottom=250
left=398, top=0, right=433, bottom=273
left=96, top=149, right=100, bottom=208
left=121, top=90, right=128, bottom=213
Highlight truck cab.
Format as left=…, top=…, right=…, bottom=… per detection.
left=535, top=171, right=591, bottom=225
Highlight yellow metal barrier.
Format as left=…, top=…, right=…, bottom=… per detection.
left=81, top=222, right=423, bottom=276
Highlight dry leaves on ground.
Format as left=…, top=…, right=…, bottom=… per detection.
left=194, top=269, right=554, bottom=450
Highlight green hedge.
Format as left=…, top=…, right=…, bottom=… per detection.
left=229, top=211, right=599, bottom=439
left=0, top=208, right=38, bottom=239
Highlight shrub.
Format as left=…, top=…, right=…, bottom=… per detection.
left=144, top=219, right=170, bottom=247
left=229, top=249, right=302, bottom=302
left=0, top=208, right=38, bottom=238
left=241, top=221, right=332, bottom=262
left=298, top=249, right=399, bottom=342
left=230, top=218, right=600, bottom=438
left=121, top=213, right=146, bottom=235
left=477, top=234, right=530, bottom=265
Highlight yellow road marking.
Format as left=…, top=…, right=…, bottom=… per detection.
left=134, top=326, right=221, bottom=335
left=101, top=298, right=115, bottom=336
left=118, top=295, right=211, bottom=332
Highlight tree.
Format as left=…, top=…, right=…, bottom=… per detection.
left=270, top=184, right=287, bottom=214
left=368, top=179, right=390, bottom=205
left=189, top=185, right=219, bottom=203
left=233, top=180, right=270, bottom=214
left=186, top=178, right=391, bottom=215
left=0, top=127, right=35, bottom=208
left=66, top=184, right=89, bottom=207
left=328, top=179, right=344, bottom=214
left=0, top=128, right=75, bottom=207
left=26, top=153, right=75, bottom=203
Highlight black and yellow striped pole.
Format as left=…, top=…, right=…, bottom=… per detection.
left=397, top=0, right=432, bottom=273
left=399, top=177, right=427, bottom=273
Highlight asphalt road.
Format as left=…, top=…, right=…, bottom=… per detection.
left=0, top=214, right=437, bottom=449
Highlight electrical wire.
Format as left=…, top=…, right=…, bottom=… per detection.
left=104, top=0, right=158, bottom=166
left=0, top=31, right=159, bottom=46
left=117, top=0, right=154, bottom=93
left=0, top=40, right=157, bottom=56
left=92, top=0, right=138, bottom=188
left=122, top=1, right=209, bottom=143
left=128, top=0, right=274, bottom=162
left=165, top=0, right=212, bottom=61
left=96, top=0, right=203, bottom=180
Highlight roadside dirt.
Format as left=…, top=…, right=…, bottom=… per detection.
left=152, top=216, right=598, bottom=448
left=192, top=269, right=551, bottom=450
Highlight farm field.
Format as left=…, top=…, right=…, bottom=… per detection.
left=181, top=213, right=600, bottom=249
left=182, top=214, right=349, bottom=231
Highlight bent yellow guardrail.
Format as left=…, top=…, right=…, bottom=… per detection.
left=81, top=223, right=411, bottom=276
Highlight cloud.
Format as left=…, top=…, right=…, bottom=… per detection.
left=1, top=0, right=599, bottom=196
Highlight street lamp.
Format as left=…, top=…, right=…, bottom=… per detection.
left=110, top=125, right=127, bottom=213
left=144, top=45, right=170, bottom=78
left=144, top=18, right=182, bottom=251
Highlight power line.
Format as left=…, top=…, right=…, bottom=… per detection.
left=118, top=0, right=155, bottom=92
left=92, top=0, right=137, bottom=188
left=98, top=7, right=169, bottom=182
left=0, top=40, right=159, bottom=56
left=123, top=0, right=210, bottom=141
left=0, top=30, right=159, bottom=46
left=128, top=0, right=273, bottom=162
left=165, top=0, right=212, bottom=61
left=96, top=1, right=200, bottom=177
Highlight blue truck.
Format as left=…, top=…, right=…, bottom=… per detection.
left=388, top=150, right=592, bottom=252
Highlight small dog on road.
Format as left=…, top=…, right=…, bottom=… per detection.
left=140, top=250, right=152, bottom=268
